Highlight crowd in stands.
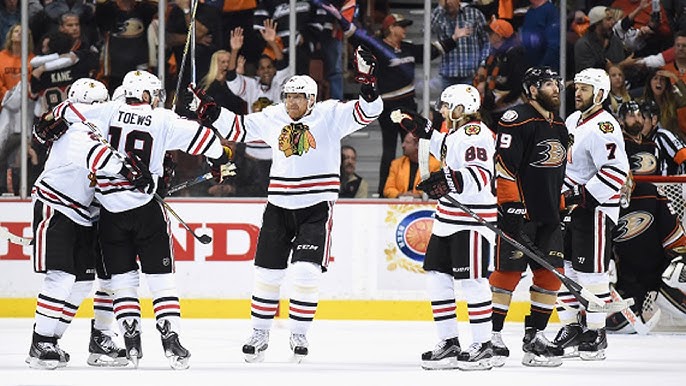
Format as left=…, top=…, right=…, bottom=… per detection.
left=3, top=0, right=686, bottom=199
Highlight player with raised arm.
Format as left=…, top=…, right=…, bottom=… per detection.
left=54, top=70, right=233, bottom=370
left=27, top=79, right=131, bottom=369
left=553, top=68, right=630, bottom=361
left=186, top=46, right=382, bottom=363
left=392, top=84, right=497, bottom=371
left=489, top=66, right=567, bottom=367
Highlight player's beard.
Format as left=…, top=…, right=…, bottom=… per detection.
left=536, top=90, right=560, bottom=112
left=576, top=97, right=594, bottom=113
left=624, top=121, right=643, bottom=136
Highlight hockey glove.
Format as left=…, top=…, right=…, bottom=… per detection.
left=156, top=152, right=177, bottom=198
left=390, top=109, right=433, bottom=140
left=119, top=152, right=154, bottom=194
left=353, top=45, right=377, bottom=85
left=563, top=184, right=600, bottom=210
left=662, top=255, right=686, bottom=292
left=498, top=202, right=526, bottom=238
left=33, top=112, right=69, bottom=144
left=416, top=167, right=463, bottom=199
left=208, top=146, right=236, bottom=183
left=186, top=84, right=220, bottom=125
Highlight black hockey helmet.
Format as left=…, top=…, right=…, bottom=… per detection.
left=522, top=66, right=563, bottom=98
left=617, top=100, right=642, bottom=120
left=639, top=99, right=661, bottom=119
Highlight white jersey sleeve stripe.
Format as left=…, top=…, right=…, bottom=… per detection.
left=88, top=145, right=111, bottom=172
left=186, top=127, right=215, bottom=155
left=352, top=101, right=377, bottom=125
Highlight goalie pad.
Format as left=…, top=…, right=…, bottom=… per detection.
left=662, top=256, right=686, bottom=292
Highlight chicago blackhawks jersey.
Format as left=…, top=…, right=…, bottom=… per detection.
left=213, top=96, right=383, bottom=209
left=612, top=182, right=686, bottom=298
left=427, top=120, right=497, bottom=242
left=55, top=101, right=224, bottom=213
left=565, top=109, right=630, bottom=222
left=495, top=103, right=568, bottom=224
left=623, top=134, right=660, bottom=176
left=32, top=123, right=125, bottom=226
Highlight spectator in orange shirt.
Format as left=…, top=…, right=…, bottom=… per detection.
left=0, top=24, right=33, bottom=102
left=611, top=0, right=672, bottom=55
left=383, top=134, right=441, bottom=199
left=661, top=30, right=686, bottom=136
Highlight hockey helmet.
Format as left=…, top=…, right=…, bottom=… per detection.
left=617, top=100, right=642, bottom=120
left=122, top=70, right=165, bottom=104
left=574, top=68, right=611, bottom=105
left=437, top=84, right=481, bottom=119
left=522, top=66, right=563, bottom=99
left=111, top=85, right=126, bottom=103
left=640, top=99, right=661, bottom=119
left=68, top=78, right=109, bottom=104
left=282, top=75, right=318, bottom=113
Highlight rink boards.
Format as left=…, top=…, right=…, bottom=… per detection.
left=0, top=198, right=541, bottom=321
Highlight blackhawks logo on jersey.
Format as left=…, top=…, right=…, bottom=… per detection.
left=463, top=124, right=481, bottom=136
left=278, top=122, right=317, bottom=157
left=598, top=121, right=615, bottom=133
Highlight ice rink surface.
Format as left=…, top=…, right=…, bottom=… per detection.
left=0, top=318, right=683, bottom=386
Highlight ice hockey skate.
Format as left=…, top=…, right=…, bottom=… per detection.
left=420, top=337, right=461, bottom=370
left=242, top=328, right=269, bottom=363
left=490, top=331, right=509, bottom=367
left=157, top=320, right=191, bottom=370
left=522, top=327, right=563, bottom=367
left=578, top=328, right=607, bottom=361
left=456, top=341, right=493, bottom=371
left=553, top=322, right=585, bottom=358
left=289, top=333, right=309, bottom=363
left=53, top=340, right=70, bottom=368
left=122, top=319, right=142, bottom=368
left=87, top=320, right=128, bottom=367
left=26, top=332, right=61, bottom=370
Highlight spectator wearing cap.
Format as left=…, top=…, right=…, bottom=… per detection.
left=431, top=0, right=490, bottom=90
left=336, top=7, right=469, bottom=195
left=520, top=0, right=561, bottom=70
left=475, top=18, right=527, bottom=124
left=574, top=5, right=628, bottom=71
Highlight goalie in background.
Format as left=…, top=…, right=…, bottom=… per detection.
left=393, top=84, right=497, bottom=371
left=609, top=175, right=686, bottom=333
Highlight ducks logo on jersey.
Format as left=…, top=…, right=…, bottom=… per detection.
left=278, top=122, right=317, bottom=157
left=531, top=139, right=566, bottom=168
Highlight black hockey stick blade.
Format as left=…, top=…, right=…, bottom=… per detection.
left=440, top=194, right=631, bottom=313
left=154, top=193, right=213, bottom=244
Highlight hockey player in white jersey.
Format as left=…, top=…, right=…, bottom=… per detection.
left=54, top=70, right=233, bottom=370
left=27, top=78, right=132, bottom=369
left=186, top=46, right=382, bottom=363
left=553, top=68, right=630, bottom=360
left=391, top=84, right=497, bottom=371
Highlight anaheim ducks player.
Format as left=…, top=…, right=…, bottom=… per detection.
left=27, top=78, right=132, bottom=369
left=54, top=70, right=233, bottom=370
left=489, top=66, right=568, bottom=368
left=391, top=84, right=496, bottom=371
left=617, top=101, right=661, bottom=176
left=186, top=46, right=383, bottom=363
left=554, top=68, right=630, bottom=361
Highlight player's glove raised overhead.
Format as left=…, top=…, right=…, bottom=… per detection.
left=353, top=45, right=377, bottom=85
left=563, top=184, right=600, bottom=209
left=417, top=167, right=463, bottom=199
left=120, top=152, right=155, bottom=194
left=208, top=146, right=237, bottom=183
left=33, top=112, right=69, bottom=144
left=391, top=109, right=433, bottom=140
left=185, top=84, right=220, bottom=125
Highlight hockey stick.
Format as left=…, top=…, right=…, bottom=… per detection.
left=171, top=0, right=200, bottom=109
left=609, top=286, right=660, bottom=335
left=167, top=163, right=237, bottom=196
left=0, top=227, right=33, bottom=246
left=62, top=103, right=213, bottom=244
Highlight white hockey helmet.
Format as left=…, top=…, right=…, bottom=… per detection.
left=122, top=70, right=166, bottom=104
left=438, top=84, right=481, bottom=119
left=282, top=75, right=317, bottom=112
left=574, top=68, right=611, bottom=105
left=67, top=78, right=109, bottom=104
left=111, top=85, right=126, bottom=102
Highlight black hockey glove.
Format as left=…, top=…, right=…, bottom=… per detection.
left=498, top=202, right=526, bottom=238
left=208, top=146, right=234, bottom=183
left=186, top=84, right=220, bottom=125
left=119, top=152, right=154, bottom=194
left=33, top=112, right=69, bottom=144
left=390, top=109, right=433, bottom=140
left=564, top=184, right=600, bottom=210
left=156, top=152, right=177, bottom=198
left=416, top=167, right=464, bottom=199
left=353, top=45, right=377, bottom=85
